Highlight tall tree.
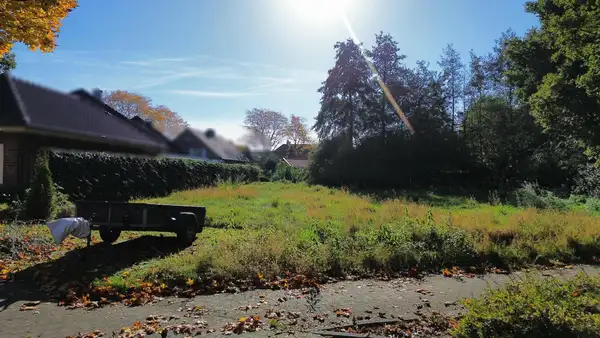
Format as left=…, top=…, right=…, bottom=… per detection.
left=403, top=60, right=449, bottom=134
left=463, top=96, right=538, bottom=188
left=486, top=29, right=517, bottom=106
left=366, top=32, right=407, bottom=140
left=287, top=115, right=313, bottom=147
left=464, top=50, right=489, bottom=156
left=243, top=108, right=289, bottom=150
left=0, top=51, right=16, bottom=73
left=506, top=0, right=600, bottom=162
left=438, top=43, right=464, bottom=131
left=102, top=90, right=188, bottom=132
left=0, top=0, right=78, bottom=56
left=314, top=39, right=373, bottom=146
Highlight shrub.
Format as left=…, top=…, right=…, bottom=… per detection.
left=24, top=150, right=56, bottom=221
left=272, top=162, right=309, bottom=183
left=453, top=273, right=600, bottom=337
left=49, top=152, right=261, bottom=201
left=514, top=182, right=567, bottom=211
left=585, top=197, right=600, bottom=213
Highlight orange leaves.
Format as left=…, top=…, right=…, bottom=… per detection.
left=102, top=90, right=188, bottom=131
left=0, top=0, right=78, bottom=56
left=221, top=315, right=264, bottom=334
left=66, top=330, right=105, bottom=338
left=19, top=301, right=41, bottom=311
left=334, top=307, right=353, bottom=317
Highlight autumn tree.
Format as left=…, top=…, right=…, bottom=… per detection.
left=243, top=108, right=289, bottom=150
left=102, top=90, right=188, bottom=132
left=0, top=0, right=78, bottom=57
left=287, top=115, right=313, bottom=147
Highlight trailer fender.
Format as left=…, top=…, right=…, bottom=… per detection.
left=178, top=212, right=201, bottom=232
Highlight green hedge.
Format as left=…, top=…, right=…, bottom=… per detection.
left=49, top=152, right=261, bottom=201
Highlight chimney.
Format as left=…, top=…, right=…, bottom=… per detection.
left=91, top=88, right=103, bottom=101
left=205, top=128, right=216, bottom=138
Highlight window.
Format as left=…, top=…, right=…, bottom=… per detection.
left=189, top=148, right=207, bottom=159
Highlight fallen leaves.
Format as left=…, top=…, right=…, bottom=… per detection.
left=333, top=311, right=457, bottom=337
left=221, top=315, right=264, bottom=334
left=415, top=288, right=434, bottom=296
left=66, top=330, right=105, bottom=338
left=334, top=307, right=353, bottom=318
left=19, top=300, right=41, bottom=311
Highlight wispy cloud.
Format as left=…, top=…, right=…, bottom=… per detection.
left=25, top=49, right=320, bottom=95
left=166, top=89, right=259, bottom=98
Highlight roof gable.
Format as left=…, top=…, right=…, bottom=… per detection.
left=184, top=127, right=250, bottom=162
left=0, top=73, right=168, bottom=152
left=274, top=143, right=314, bottom=159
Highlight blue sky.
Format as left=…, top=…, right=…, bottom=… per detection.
left=11, top=0, right=539, bottom=142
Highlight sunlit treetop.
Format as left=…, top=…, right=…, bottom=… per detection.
left=0, top=0, right=78, bottom=56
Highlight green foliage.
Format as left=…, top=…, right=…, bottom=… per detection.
left=506, top=0, right=600, bottom=163
left=0, top=51, right=16, bottom=73
left=309, top=11, right=599, bottom=198
left=453, top=273, right=600, bottom=337
left=24, top=150, right=56, bottom=221
left=271, top=162, right=308, bottom=183
left=48, top=152, right=261, bottom=201
left=132, top=182, right=600, bottom=283
left=585, top=198, right=600, bottom=213
left=514, top=182, right=567, bottom=211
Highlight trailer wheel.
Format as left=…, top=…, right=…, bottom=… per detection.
left=176, top=214, right=197, bottom=246
left=99, top=227, right=121, bottom=244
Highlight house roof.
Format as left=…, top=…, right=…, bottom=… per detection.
left=284, top=158, right=310, bottom=169
left=129, top=116, right=182, bottom=153
left=274, top=143, right=314, bottom=159
left=0, top=73, right=168, bottom=153
left=187, top=127, right=250, bottom=162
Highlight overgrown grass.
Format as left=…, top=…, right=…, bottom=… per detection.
left=452, top=273, right=600, bottom=337
left=93, top=182, right=600, bottom=288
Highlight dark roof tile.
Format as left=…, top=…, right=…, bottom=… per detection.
left=188, top=128, right=250, bottom=162
left=0, top=73, right=168, bottom=151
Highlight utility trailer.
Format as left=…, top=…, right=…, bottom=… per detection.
left=75, top=200, right=206, bottom=247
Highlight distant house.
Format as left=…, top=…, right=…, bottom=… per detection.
left=172, top=127, right=251, bottom=164
left=129, top=116, right=183, bottom=154
left=273, top=141, right=314, bottom=169
left=0, top=72, right=171, bottom=188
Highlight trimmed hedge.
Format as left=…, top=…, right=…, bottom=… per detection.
left=49, top=152, right=261, bottom=201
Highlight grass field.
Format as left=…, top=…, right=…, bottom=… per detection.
left=97, top=181, right=599, bottom=288
left=3, top=181, right=600, bottom=292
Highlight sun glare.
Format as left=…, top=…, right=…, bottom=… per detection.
left=289, top=0, right=349, bottom=21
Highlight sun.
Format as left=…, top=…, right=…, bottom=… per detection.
left=289, top=0, right=349, bottom=21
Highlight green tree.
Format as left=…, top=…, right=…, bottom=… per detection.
left=506, top=0, right=600, bottom=162
left=314, top=39, right=373, bottom=146
left=24, top=150, right=56, bottom=221
left=0, top=51, right=15, bottom=73
left=463, top=96, right=539, bottom=189
left=438, top=43, right=464, bottom=131
left=366, top=32, right=407, bottom=140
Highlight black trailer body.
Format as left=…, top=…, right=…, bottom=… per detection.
left=75, top=200, right=206, bottom=246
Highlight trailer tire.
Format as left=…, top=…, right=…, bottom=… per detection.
left=176, top=214, right=198, bottom=246
left=99, top=227, right=121, bottom=244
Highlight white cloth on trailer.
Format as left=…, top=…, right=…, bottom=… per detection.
left=46, top=217, right=91, bottom=245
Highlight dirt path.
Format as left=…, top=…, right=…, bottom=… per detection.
left=2, top=265, right=599, bottom=338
